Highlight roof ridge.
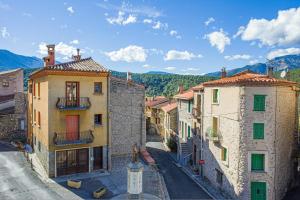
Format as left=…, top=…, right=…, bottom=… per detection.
left=45, top=57, right=92, bottom=69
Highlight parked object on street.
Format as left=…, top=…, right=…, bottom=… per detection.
left=93, top=187, right=107, bottom=198
left=67, top=179, right=82, bottom=189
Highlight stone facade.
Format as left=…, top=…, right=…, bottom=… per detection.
left=110, top=77, right=146, bottom=156
left=177, top=99, right=194, bottom=141
left=202, top=85, right=297, bottom=199
left=0, top=68, right=24, bottom=96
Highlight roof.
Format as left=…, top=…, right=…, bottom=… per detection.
left=203, top=70, right=297, bottom=87
left=174, top=90, right=194, bottom=100
left=44, top=57, right=108, bottom=72
left=110, top=76, right=145, bottom=89
left=192, top=83, right=204, bottom=91
left=145, top=96, right=169, bottom=107
left=161, top=102, right=177, bottom=113
left=0, top=68, right=22, bottom=75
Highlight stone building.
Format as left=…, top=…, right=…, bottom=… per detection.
left=0, top=68, right=26, bottom=140
left=109, top=75, right=146, bottom=156
left=160, top=101, right=177, bottom=144
left=201, top=70, right=298, bottom=200
left=174, top=89, right=194, bottom=164
left=28, top=45, right=110, bottom=177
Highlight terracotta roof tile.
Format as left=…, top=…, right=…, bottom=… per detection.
left=161, top=102, right=177, bottom=113
left=203, top=71, right=296, bottom=87
left=145, top=96, right=168, bottom=107
left=192, top=83, right=204, bottom=91
left=174, top=90, right=194, bottom=100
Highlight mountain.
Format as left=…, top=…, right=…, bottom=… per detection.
left=0, top=49, right=43, bottom=71
left=205, top=54, right=300, bottom=77
left=145, top=71, right=174, bottom=75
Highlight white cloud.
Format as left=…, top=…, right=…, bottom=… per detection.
left=0, top=1, right=10, bottom=10
left=233, top=26, right=245, bottom=38
left=67, top=6, right=74, bottom=14
left=267, top=48, right=300, bottom=59
left=165, top=67, right=176, bottom=71
left=105, top=45, right=147, bottom=62
left=38, top=42, right=79, bottom=58
left=204, top=29, right=231, bottom=53
left=22, top=12, right=32, bottom=17
left=51, top=17, right=55, bottom=21
left=152, top=21, right=168, bottom=30
left=106, top=11, right=137, bottom=25
left=143, top=64, right=156, bottom=68
left=205, top=17, right=215, bottom=26
left=70, top=39, right=79, bottom=44
left=1, top=27, right=10, bottom=38
left=239, top=7, right=300, bottom=46
left=164, top=50, right=202, bottom=61
left=249, top=59, right=259, bottom=65
left=169, top=30, right=182, bottom=39
left=182, top=68, right=200, bottom=72
left=143, top=19, right=152, bottom=24
left=224, top=54, right=251, bottom=61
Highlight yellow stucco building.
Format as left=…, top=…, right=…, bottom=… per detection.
left=28, top=45, right=110, bottom=177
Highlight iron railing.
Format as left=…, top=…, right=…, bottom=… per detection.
left=56, top=97, right=91, bottom=110
left=53, top=130, right=94, bottom=146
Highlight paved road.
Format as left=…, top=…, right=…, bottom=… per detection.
left=0, top=141, right=73, bottom=200
left=147, top=147, right=212, bottom=200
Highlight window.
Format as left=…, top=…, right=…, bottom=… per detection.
left=212, top=89, right=219, bottom=104
left=38, top=111, right=41, bottom=127
left=188, top=100, right=192, bottom=113
left=212, top=117, right=218, bottom=137
left=251, top=154, right=265, bottom=171
left=38, top=141, right=41, bottom=152
left=34, top=136, right=36, bottom=145
left=216, top=169, right=223, bottom=185
left=28, top=83, right=32, bottom=93
left=33, top=81, right=36, bottom=97
left=19, top=119, right=25, bottom=131
left=188, top=125, right=191, bottom=138
left=37, top=82, right=40, bottom=98
left=254, top=95, right=266, bottom=111
left=221, top=147, right=227, bottom=161
left=34, top=109, right=36, bottom=123
left=253, top=123, right=264, bottom=139
left=94, top=82, right=102, bottom=94
left=2, top=80, right=9, bottom=87
left=94, top=114, right=102, bottom=125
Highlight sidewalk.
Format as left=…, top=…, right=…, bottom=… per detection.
left=168, top=151, right=230, bottom=200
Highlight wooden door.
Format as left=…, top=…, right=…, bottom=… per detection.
left=251, top=182, right=266, bottom=200
left=93, top=147, right=103, bottom=170
left=66, top=115, right=79, bottom=141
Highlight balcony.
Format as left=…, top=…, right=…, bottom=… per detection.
left=53, top=130, right=94, bottom=146
left=56, top=97, right=91, bottom=110
left=192, top=107, right=201, bottom=119
left=206, top=128, right=222, bottom=143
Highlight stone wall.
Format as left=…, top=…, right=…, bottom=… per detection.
left=177, top=99, right=193, bottom=140
left=110, top=78, right=146, bottom=155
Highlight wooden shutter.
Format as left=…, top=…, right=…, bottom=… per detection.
left=188, top=126, right=191, bottom=138
left=38, top=82, right=40, bottom=97
left=254, top=95, right=266, bottom=111
left=33, top=81, right=36, bottom=96
left=251, top=182, right=266, bottom=200
left=253, top=123, right=264, bottom=139
left=38, top=111, right=41, bottom=126
left=251, top=154, right=264, bottom=171
left=222, top=147, right=227, bottom=161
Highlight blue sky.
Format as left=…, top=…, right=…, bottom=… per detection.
left=1, top=0, right=300, bottom=74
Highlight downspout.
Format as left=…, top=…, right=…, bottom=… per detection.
left=107, top=74, right=110, bottom=171
left=274, top=87, right=278, bottom=200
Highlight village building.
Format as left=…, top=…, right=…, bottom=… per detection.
left=160, top=101, right=177, bottom=145
left=174, top=89, right=194, bottom=164
left=201, top=70, right=298, bottom=200
left=28, top=44, right=145, bottom=177
left=0, top=68, right=26, bottom=140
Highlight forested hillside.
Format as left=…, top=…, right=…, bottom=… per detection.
left=24, top=68, right=217, bottom=97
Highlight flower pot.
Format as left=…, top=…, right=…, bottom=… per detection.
left=93, top=187, right=107, bottom=199
left=67, top=179, right=81, bottom=189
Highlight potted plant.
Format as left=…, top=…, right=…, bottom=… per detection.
left=93, top=187, right=107, bottom=199
left=67, top=179, right=82, bottom=189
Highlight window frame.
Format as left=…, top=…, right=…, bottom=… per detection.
left=212, top=88, right=220, bottom=104
left=253, top=123, right=265, bottom=139
left=94, top=82, right=103, bottom=94
left=38, top=111, right=41, bottom=127
left=94, top=114, right=103, bottom=126
left=251, top=153, right=265, bottom=172
left=253, top=95, right=266, bottom=111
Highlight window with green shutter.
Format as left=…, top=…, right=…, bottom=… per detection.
left=254, top=95, right=266, bottom=111
left=212, top=89, right=219, bottom=104
left=181, top=121, right=184, bottom=138
left=253, top=123, right=264, bottom=139
left=188, top=100, right=191, bottom=113
left=188, top=125, right=191, bottom=138
left=251, top=154, right=265, bottom=171
left=221, top=147, right=227, bottom=161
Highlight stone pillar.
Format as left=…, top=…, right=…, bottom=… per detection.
left=127, top=162, right=143, bottom=199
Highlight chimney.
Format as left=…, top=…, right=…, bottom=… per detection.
left=267, top=66, right=274, bottom=77
left=43, top=44, right=55, bottom=67
left=178, top=85, right=184, bottom=94
left=221, top=67, right=227, bottom=78
left=72, top=48, right=81, bottom=61
left=127, top=72, right=132, bottom=81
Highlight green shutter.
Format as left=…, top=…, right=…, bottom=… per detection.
left=253, top=123, right=264, bottom=139
left=251, top=182, right=266, bottom=200
left=188, top=126, right=191, bottom=138
left=222, top=147, right=227, bottom=161
left=251, top=154, right=265, bottom=171
left=188, top=101, right=191, bottom=112
left=213, top=89, right=219, bottom=103
left=254, top=95, right=266, bottom=111
left=181, top=122, right=184, bottom=138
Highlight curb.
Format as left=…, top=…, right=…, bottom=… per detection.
left=168, top=153, right=217, bottom=200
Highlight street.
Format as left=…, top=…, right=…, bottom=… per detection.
left=147, top=146, right=212, bottom=200
left=0, top=141, right=73, bottom=200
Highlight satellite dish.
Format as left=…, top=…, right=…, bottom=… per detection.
left=280, top=70, right=287, bottom=78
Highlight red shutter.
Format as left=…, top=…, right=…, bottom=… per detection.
left=66, top=115, right=79, bottom=141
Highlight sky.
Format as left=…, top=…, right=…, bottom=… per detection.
left=1, top=0, right=300, bottom=74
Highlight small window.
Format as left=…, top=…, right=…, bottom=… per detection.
left=188, top=100, right=192, bottom=113
left=38, top=111, right=41, bottom=127
left=212, top=89, right=219, bottom=104
left=37, top=82, right=40, bottom=98
left=216, top=169, right=223, bottom=185
left=2, top=80, right=9, bottom=87
left=33, top=81, right=36, bottom=97
left=94, top=114, right=102, bottom=125
left=34, top=109, right=36, bottom=123
left=221, top=147, right=227, bottom=161
left=20, top=119, right=25, bottom=131
left=188, top=125, right=191, bottom=138
left=34, top=136, right=36, bottom=145
left=38, top=141, right=41, bottom=152
left=251, top=154, right=265, bottom=171
left=94, top=82, right=102, bottom=94
left=212, top=117, right=218, bottom=137
left=253, top=123, right=264, bottom=139
left=254, top=95, right=266, bottom=111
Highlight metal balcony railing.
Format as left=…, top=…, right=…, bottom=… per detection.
left=56, top=97, right=91, bottom=110
left=53, top=130, right=94, bottom=146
